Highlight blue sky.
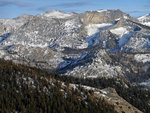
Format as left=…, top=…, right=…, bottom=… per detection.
left=0, top=0, right=150, bottom=18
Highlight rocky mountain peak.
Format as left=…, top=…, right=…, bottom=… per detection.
left=0, top=9, right=150, bottom=88
left=138, top=14, right=150, bottom=26
left=138, top=14, right=150, bottom=21
left=40, top=10, right=74, bottom=19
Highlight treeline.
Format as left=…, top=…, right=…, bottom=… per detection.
left=54, top=75, right=150, bottom=113
left=0, top=59, right=116, bottom=113
left=1, top=58, right=150, bottom=113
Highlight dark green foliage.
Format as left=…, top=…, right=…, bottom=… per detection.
left=54, top=75, right=150, bottom=113
left=0, top=59, right=116, bottom=113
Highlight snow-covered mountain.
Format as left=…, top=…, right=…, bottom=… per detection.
left=39, top=10, right=75, bottom=18
left=0, top=10, right=150, bottom=87
left=138, top=14, right=150, bottom=26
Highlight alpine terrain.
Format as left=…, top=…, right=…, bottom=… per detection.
left=0, top=9, right=150, bottom=113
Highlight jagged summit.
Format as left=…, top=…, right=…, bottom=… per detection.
left=138, top=14, right=150, bottom=21
left=138, top=13, right=150, bottom=26
left=80, top=9, right=136, bottom=26
left=39, top=10, right=74, bottom=19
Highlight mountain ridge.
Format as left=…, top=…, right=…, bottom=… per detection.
left=0, top=9, right=150, bottom=88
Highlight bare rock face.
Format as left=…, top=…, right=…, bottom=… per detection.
left=0, top=9, right=150, bottom=88
left=80, top=11, right=109, bottom=25
left=0, top=23, right=5, bottom=35
left=80, top=9, right=136, bottom=25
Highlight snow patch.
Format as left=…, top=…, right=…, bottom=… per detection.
left=86, top=76, right=98, bottom=78
left=99, top=94, right=106, bottom=97
left=86, top=23, right=112, bottom=36
left=70, top=84, right=78, bottom=90
left=142, top=22, right=150, bottom=26
left=134, top=54, right=150, bottom=63
left=115, top=18, right=121, bottom=21
left=77, top=42, right=88, bottom=49
left=100, top=90, right=107, bottom=94
left=0, top=50, right=6, bottom=58
left=110, top=27, right=129, bottom=37
left=140, top=79, right=150, bottom=87
left=118, top=31, right=134, bottom=47
left=43, top=10, right=72, bottom=18
left=82, top=85, right=96, bottom=90
left=123, top=15, right=128, bottom=19
left=97, top=9, right=108, bottom=13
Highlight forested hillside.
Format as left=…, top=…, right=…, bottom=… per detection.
left=55, top=74, right=150, bottom=113
left=0, top=59, right=116, bottom=113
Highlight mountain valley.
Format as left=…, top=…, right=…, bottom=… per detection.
left=1, top=9, right=150, bottom=112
